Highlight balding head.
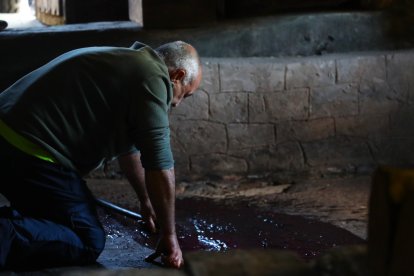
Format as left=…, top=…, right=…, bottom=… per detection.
left=156, top=41, right=202, bottom=107
left=155, top=41, right=201, bottom=86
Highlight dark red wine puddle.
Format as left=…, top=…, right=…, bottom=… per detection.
left=101, top=197, right=364, bottom=260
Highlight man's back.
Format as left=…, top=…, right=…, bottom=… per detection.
left=0, top=44, right=173, bottom=175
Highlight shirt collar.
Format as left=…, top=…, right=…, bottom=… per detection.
left=129, top=41, right=148, bottom=50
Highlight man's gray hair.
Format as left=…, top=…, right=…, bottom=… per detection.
left=156, top=41, right=200, bottom=85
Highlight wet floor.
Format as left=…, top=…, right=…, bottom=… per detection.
left=103, top=197, right=364, bottom=261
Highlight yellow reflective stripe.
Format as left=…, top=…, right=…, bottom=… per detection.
left=0, top=119, right=56, bottom=163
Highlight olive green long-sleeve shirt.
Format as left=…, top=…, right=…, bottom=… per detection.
left=0, top=42, right=174, bottom=175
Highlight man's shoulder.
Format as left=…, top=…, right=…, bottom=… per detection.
left=128, top=44, right=169, bottom=79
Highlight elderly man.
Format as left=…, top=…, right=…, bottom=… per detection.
left=0, top=41, right=202, bottom=269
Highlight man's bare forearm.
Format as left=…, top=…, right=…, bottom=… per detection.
left=118, top=152, right=180, bottom=264
left=118, top=152, right=150, bottom=205
left=145, top=168, right=176, bottom=235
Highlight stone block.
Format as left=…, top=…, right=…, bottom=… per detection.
left=302, top=137, right=373, bottom=168
left=184, top=249, right=314, bottom=276
left=210, top=93, right=248, bottom=123
left=190, top=153, right=248, bottom=176
left=268, top=142, right=305, bottom=171
left=310, top=84, right=358, bottom=118
left=173, top=121, right=227, bottom=155
left=237, top=143, right=304, bottom=174
left=335, top=114, right=390, bottom=138
left=219, top=59, right=285, bottom=92
left=286, top=59, right=335, bottom=89
left=336, top=54, right=386, bottom=84
left=243, top=146, right=271, bottom=172
left=313, top=245, right=369, bottom=276
left=200, top=60, right=220, bottom=93
left=277, top=118, right=335, bottom=143
left=169, top=90, right=209, bottom=121
left=359, top=79, right=403, bottom=115
left=171, top=144, right=190, bottom=179
left=249, top=89, right=309, bottom=122
left=386, top=52, right=414, bottom=103
left=228, top=123, right=275, bottom=150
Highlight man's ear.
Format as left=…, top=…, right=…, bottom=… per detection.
left=171, top=69, right=186, bottom=82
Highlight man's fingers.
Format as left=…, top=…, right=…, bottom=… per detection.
left=148, top=234, right=183, bottom=268
left=162, top=254, right=184, bottom=268
left=146, top=252, right=184, bottom=268
left=146, top=217, right=158, bottom=234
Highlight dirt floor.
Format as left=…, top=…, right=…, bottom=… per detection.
left=0, top=175, right=370, bottom=275
left=89, top=174, right=371, bottom=241
left=174, top=175, right=370, bottom=239
left=86, top=174, right=370, bottom=272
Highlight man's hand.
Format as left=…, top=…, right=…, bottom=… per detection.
left=146, top=233, right=184, bottom=268
left=118, top=152, right=157, bottom=233
left=141, top=200, right=158, bottom=234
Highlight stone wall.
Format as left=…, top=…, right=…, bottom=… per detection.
left=166, top=50, right=414, bottom=181
left=2, top=16, right=414, bottom=182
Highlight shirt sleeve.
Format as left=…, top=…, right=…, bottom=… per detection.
left=127, top=75, right=174, bottom=170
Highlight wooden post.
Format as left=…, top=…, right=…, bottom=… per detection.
left=368, top=166, right=414, bottom=276
left=35, top=0, right=65, bottom=25
left=128, top=0, right=142, bottom=25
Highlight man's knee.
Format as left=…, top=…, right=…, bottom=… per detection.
left=82, top=224, right=105, bottom=262
left=92, top=225, right=106, bottom=254
left=0, top=219, right=15, bottom=268
left=70, top=204, right=106, bottom=261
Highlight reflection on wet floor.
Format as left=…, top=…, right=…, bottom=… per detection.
left=101, top=197, right=364, bottom=261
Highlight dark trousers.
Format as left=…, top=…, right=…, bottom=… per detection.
left=0, top=137, right=105, bottom=270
